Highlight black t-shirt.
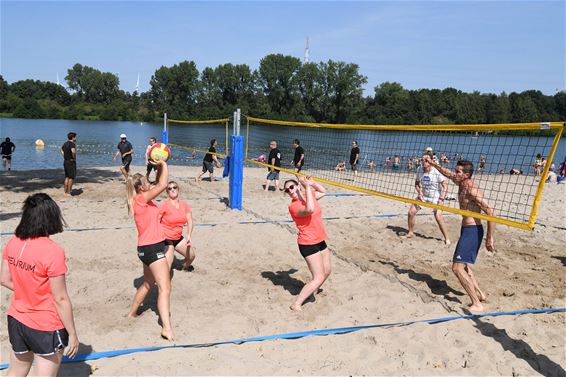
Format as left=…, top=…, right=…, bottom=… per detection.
left=61, top=141, right=76, bottom=161
left=268, top=148, right=281, bottom=171
left=0, top=141, right=15, bottom=155
left=117, top=141, right=133, bottom=160
left=293, top=146, right=305, bottom=165
left=204, top=146, right=216, bottom=163
left=350, top=147, right=360, bottom=164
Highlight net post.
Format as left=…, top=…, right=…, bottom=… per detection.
left=229, top=134, right=244, bottom=210
left=162, top=113, right=168, bottom=144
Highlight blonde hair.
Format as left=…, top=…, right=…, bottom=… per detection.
left=126, top=173, right=145, bottom=215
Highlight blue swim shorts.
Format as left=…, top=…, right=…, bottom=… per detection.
left=453, top=225, right=484, bottom=264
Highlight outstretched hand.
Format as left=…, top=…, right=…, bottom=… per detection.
left=298, top=176, right=310, bottom=187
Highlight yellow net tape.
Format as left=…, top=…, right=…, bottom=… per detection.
left=167, top=117, right=230, bottom=158
left=245, top=116, right=564, bottom=230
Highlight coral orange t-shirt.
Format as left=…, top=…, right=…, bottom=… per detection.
left=159, top=199, right=191, bottom=240
left=134, top=194, right=165, bottom=246
left=2, top=236, right=67, bottom=331
left=288, top=191, right=327, bottom=245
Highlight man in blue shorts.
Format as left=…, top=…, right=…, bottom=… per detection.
left=425, top=156, right=495, bottom=312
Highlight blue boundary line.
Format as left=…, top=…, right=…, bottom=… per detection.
left=0, top=308, right=563, bottom=370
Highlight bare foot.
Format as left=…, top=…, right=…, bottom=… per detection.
left=161, top=329, right=175, bottom=341
left=127, top=312, right=138, bottom=318
left=182, top=262, right=192, bottom=271
left=468, top=303, right=484, bottom=312
left=403, top=232, right=414, bottom=239
left=478, top=291, right=487, bottom=302
left=445, top=239, right=451, bottom=246
left=289, top=303, right=302, bottom=312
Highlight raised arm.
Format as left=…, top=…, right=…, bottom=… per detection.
left=142, top=161, right=168, bottom=202
left=425, top=155, right=454, bottom=181
left=306, top=176, right=326, bottom=200
left=50, top=275, right=79, bottom=358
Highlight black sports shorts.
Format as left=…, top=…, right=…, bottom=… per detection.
left=298, top=240, right=328, bottom=258
left=64, top=160, right=76, bottom=179
left=164, top=236, right=183, bottom=247
left=137, top=241, right=167, bottom=266
left=8, top=315, right=68, bottom=356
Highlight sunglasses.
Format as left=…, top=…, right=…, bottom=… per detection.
left=167, top=186, right=178, bottom=191
left=284, top=184, right=295, bottom=193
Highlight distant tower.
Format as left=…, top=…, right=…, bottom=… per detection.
left=56, top=73, right=62, bottom=86
left=135, top=73, right=140, bottom=94
left=304, top=37, right=310, bottom=63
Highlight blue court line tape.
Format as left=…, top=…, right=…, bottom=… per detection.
left=0, top=308, right=563, bottom=370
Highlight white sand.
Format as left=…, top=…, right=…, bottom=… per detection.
left=0, top=165, right=564, bottom=376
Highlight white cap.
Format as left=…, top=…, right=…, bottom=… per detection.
left=425, top=147, right=433, bottom=152
left=120, top=134, right=127, bottom=138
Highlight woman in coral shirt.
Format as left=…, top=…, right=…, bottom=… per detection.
left=125, top=160, right=174, bottom=340
left=159, top=181, right=195, bottom=270
left=283, top=176, right=331, bottom=311
left=1, top=193, right=79, bottom=377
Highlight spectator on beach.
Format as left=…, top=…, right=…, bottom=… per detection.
left=1, top=137, right=16, bottom=173
left=197, top=139, right=221, bottom=182
left=385, top=156, right=391, bottom=169
left=441, top=153, right=449, bottom=166
left=291, top=139, right=305, bottom=173
left=534, top=153, right=542, bottom=176
left=335, top=161, right=346, bottom=172
left=1, top=193, right=79, bottom=376
left=126, top=160, right=174, bottom=340
left=426, top=156, right=495, bottom=312
left=159, top=181, right=195, bottom=270
left=406, top=155, right=451, bottom=245
left=61, top=132, right=77, bottom=196
left=113, top=134, right=134, bottom=179
left=283, top=176, right=331, bottom=311
left=350, top=141, right=360, bottom=178
left=393, top=155, right=401, bottom=171
left=479, top=154, right=486, bottom=171
left=264, top=140, right=281, bottom=192
left=145, top=137, right=157, bottom=182
left=407, top=158, right=414, bottom=172
left=510, top=168, right=523, bottom=175
left=367, top=160, right=376, bottom=172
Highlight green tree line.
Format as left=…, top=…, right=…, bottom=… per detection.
left=0, top=56, right=564, bottom=124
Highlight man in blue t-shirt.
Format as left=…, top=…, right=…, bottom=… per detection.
left=113, top=134, right=134, bottom=179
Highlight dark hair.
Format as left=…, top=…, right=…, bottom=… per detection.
left=457, top=160, right=474, bottom=177
left=5, top=137, right=10, bottom=142
left=149, top=137, right=157, bottom=142
left=210, top=139, right=216, bottom=146
left=352, top=141, right=358, bottom=146
left=293, top=139, right=300, bottom=145
left=67, top=132, right=76, bottom=140
left=284, top=179, right=298, bottom=188
left=15, top=193, right=66, bottom=239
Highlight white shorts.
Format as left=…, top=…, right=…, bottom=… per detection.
left=414, top=197, right=440, bottom=212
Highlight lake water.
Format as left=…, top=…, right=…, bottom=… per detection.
left=0, top=118, right=564, bottom=175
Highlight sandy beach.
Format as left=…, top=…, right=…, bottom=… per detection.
left=0, top=165, right=565, bottom=376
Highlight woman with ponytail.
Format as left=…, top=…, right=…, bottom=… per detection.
left=125, top=160, right=174, bottom=340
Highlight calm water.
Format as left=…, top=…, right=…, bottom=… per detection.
left=0, top=118, right=564, bottom=174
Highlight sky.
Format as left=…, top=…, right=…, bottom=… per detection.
left=1, top=1, right=564, bottom=96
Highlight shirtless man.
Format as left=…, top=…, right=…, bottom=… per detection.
left=425, top=156, right=495, bottom=312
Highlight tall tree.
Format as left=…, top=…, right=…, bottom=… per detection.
left=65, top=64, right=119, bottom=104
left=258, top=54, right=302, bottom=117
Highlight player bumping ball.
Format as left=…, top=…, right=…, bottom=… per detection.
left=149, top=143, right=171, bottom=162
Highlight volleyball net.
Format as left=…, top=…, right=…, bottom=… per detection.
left=245, top=116, right=564, bottom=230
left=167, top=117, right=230, bottom=162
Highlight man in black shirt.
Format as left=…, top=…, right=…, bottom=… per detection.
left=61, top=132, right=77, bottom=195
left=350, top=141, right=360, bottom=179
left=1, top=137, right=16, bottom=173
left=113, top=133, right=134, bottom=179
left=292, top=139, right=305, bottom=173
left=264, top=140, right=281, bottom=192
left=196, top=139, right=221, bottom=182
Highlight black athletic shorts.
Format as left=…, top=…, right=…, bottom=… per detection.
left=137, top=241, right=167, bottom=266
left=202, top=160, right=214, bottom=173
left=8, top=315, right=68, bottom=356
left=146, top=162, right=157, bottom=175
left=164, top=236, right=183, bottom=247
left=122, top=156, right=132, bottom=171
left=2, top=154, right=11, bottom=161
left=298, top=240, right=328, bottom=258
left=64, top=160, right=76, bottom=179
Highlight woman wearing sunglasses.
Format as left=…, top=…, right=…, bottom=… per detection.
left=159, top=181, right=195, bottom=270
left=125, top=160, right=175, bottom=341
left=283, top=176, right=331, bottom=311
